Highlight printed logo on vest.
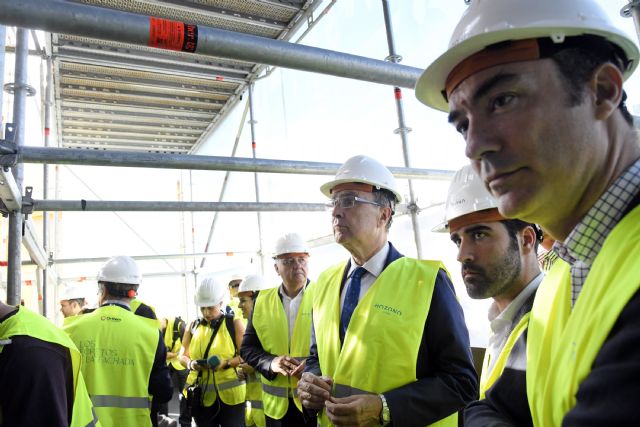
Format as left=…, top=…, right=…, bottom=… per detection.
left=373, top=303, right=402, bottom=317
left=100, top=316, right=122, bottom=322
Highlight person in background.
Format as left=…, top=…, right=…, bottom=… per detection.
left=160, top=316, right=190, bottom=427
left=437, top=165, right=543, bottom=426
left=1, top=300, right=98, bottom=427
left=59, top=285, right=87, bottom=319
left=297, top=155, right=478, bottom=427
left=227, top=274, right=244, bottom=322
left=241, top=233, right=314, bottom=427
left=237, top=274, right=268, bottom=427
left=416, top=0, right=640, bottom=423
left=180, top=277, right=246, bottom=427
left=64, top=255, right=172, bottom=426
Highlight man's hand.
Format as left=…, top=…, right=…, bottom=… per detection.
left=297, top=372, right=333, bottom=410
left=270, top=356, right=300, bottom=376
left=290, top=359, right=306, bottom=379
left=325, top=394, right=382, bottom=427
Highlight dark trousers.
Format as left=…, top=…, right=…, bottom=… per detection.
left=265, top=399, right=315, bottom=427
left=192, top=400, right=245, bottom=427
left=156, top=366, right=191, bottom=426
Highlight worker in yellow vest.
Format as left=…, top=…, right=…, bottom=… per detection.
left=64, top=255, right=172, bottom=427
left=180, top=277, right=246, bottom=426
left=297, top=155, right=478, bottom=427
left=160, top=316, right=191, bottom=427
left=437, top=165, right=543, bottom=425
left=59, top=284, right=88, bottom=318
left=236, top=274, right=268, bottom=427
left=0, top=300, right=99, bottom=426
left=241, top=234, right=315, bottom=427
left=416, top=0, right=640, bottom=424
left=227, top=274, right=244, bottom=324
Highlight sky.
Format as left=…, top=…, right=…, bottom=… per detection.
left=1, top=0, right=639, bottom=344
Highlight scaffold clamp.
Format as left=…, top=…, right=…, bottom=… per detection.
left=0, top=124, right=18, bottom=168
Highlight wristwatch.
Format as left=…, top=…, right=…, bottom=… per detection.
left=379, top=393, right=391, bottom=426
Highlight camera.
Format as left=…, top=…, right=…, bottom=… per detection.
left=186, top=385, right=202, bottom=409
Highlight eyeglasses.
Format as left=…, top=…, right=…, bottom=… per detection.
left=277, top=257, right=308, bottom=267
left=325, top=195, right=383, bottom=210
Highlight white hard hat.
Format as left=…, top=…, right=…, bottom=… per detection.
left=433, top=165, right=501, bottom=232
left=416, top=0, right=640, bottom=111
left=238, top=275, right=266, bottom=293
left=273, top=232, right=309, bottom=258
left=320, top=155, right=402, bottom=203
left=96, top=256, right=142, bottom=285
left=60, top=285, right=87, bottom=301
left=195, top=276, right=226, bottom=307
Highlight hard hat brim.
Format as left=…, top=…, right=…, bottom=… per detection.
left=416, top=28, right=640, bottom=112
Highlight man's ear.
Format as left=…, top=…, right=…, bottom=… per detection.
left=591, top=62, right=623, bottom=120
left=273, top=262, right=281, bottom=277
left=521, top=226, right=537, bottom=253
left=379, top=206, right=391, bottom=228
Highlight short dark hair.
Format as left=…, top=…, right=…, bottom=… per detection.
left=68, top=298, right=85, bottom=306
left=99, top=281, right=138, bottom=298
left=501, top=219, right=541, bottom=252
left=548, top=36, right=633, bottom=126
left=372, top=189, right=396, bottom=230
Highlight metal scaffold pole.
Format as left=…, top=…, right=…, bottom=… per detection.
left=42, top=55, right=53, bottom=315
left=248, top=83, right=265, bottom=275
left=622, top=1, right=640, bottom=46
left=6, top=28, right=29, bottom=305
left=381, top=0, right=423, bottom=259
left=0, top=0, right=424, bottom=89
left=0, top=26, right=5, bottom=140
left=1, top=145, right=454, bottom=180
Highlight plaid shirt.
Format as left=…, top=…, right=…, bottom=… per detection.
left=553, top=158, right=640, bottom=306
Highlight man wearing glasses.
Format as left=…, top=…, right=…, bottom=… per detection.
left=240, top=233, right=315, bottom=427
left=297, top=155, right=478, bottom=427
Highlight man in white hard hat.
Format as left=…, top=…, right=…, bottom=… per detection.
left=297, top=155, right=477, bottom=427
left=438, top=165, right=543, bottom=425
left=241, top=233, right=315, bottom=427
left=0, top=300, right=98, bottom=426
left=417, top=0, right=640, bottom=424
left=59, top=285, right=88, bottom=318
left=64, top=255, right=172, bottom=426
left=237, top=274, right=268, bottom=427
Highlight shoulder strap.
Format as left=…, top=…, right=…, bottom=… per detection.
left=225, top=314, right=237, bottom=355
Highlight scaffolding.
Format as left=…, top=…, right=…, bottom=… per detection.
left=0, top=0, right=462, bottom=312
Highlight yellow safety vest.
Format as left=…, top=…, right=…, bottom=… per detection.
left=130, top=299, right=160, bottom=328
left=479, top=312, right=530, bottom=399
left=245, top=371, right=266, bottom=427
left=163, top=317, right=186, bottom=371
left=313, top=258, right=457, bottom=427
left=64, top=304, right=158, bottom=427
left=228, top=298, right=246, bottom=326
left=0, top=306, right=100, bottom=427
left=184, top=318, right=246, bottom=406
left=527, top=205, right=640, bottom=426
left=252, top=284, right=313, bottom=419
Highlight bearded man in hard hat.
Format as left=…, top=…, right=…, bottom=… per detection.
left=0, top=300, right=99, bottom=426
left=237, top=274, right=268, bottom=427
left=437, top=165, right=543, bottom=426
left=64, top=255, right=172, bottom=427
left=240, top=233, right=315, bottom=427
left=297, top=155, right=478, bottom=427
left=59, top=285, right=88, bottom=318
left=416, top=0, right=640, bottom=424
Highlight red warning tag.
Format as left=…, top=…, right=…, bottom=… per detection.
left=149, top=17, right=198, bottom=53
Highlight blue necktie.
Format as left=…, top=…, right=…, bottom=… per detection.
left=340, top=266, right=366, bottom=338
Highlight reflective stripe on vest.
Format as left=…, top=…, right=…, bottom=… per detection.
left=333, top=384, right=371, bottom=398
left=64, top=305, right=157, bottom=427
left=91, top=395, right=151, bottom=409
left=527, top=205, right=640, bottom=426
left=185, top=320, right=246, bottom=407
left=250, top=400, right=263, bottom=409
left=314, top=258, right=458, bottom=427
left=1, top=307, right=101, bottom=427
left=246, top=372, right=265, bottom=427
left=479, top=312, right=530, bottom=399
left=252, top=284, right=313, bottom=419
